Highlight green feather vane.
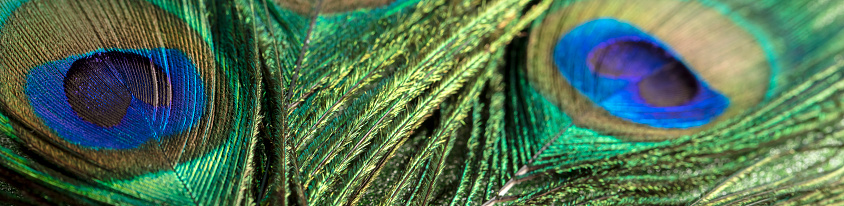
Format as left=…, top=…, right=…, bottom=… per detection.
left=0, top=0, right=842, bottom=205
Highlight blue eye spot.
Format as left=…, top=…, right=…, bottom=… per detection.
left=25, top=48, right=206, bottom=149
left=553, top=18, right=729, bottom=129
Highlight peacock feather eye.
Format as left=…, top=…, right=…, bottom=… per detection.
left=527, top=0, right=772, bottom=140
left=0, top=0, right=229, bottom=182
left=554, top=18, right=729, bottom=129
left=0, top=0, right=268, bottom=204
left=26, top=48, right=205, bottom=149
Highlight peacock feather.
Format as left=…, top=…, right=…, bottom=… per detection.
left=0, top=0, right=842, bottom=205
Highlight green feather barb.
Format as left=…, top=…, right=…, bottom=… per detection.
left=0, top=0, right=843, bottom=205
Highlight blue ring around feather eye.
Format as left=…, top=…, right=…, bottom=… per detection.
left=553, top=18, right=729, bottom=129
left=25, top=48, right=206, bottom=149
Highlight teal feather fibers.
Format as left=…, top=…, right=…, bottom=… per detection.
left=0, top=0, right=843, bottom=205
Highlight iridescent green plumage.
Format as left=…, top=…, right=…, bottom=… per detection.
left=0, top=0, right=843, bottom=205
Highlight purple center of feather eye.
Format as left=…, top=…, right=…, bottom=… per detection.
left=554, top=18, right=728, bottom=128
left=63, top=52, right=170, bottom=127
left=587, top=39, right=699, bottom=107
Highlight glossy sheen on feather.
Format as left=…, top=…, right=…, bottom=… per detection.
left=1, top=0, right=844, bottom=205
